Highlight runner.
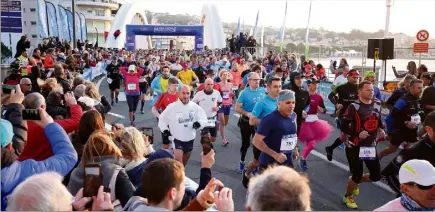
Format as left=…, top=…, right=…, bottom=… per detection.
left=138, top=60, right=153, bottom=114
left=325, top=69, right=359, bottom=162
left=193, top=78, right=223, bottom=143
left=298, top=77, right=333, bottom=171
left=106, top=56, right=122, bottom=106
left=218, top=69, right=233, bottom=146
left=235, top=72, right=266, bottom=173
left=120, top=65, right=144, bottom=126
left=252, top=89, right=300, bottom=171
left=289, top=72, right=309, bottom=134
left=379, top=79, right=424, bottom=160
left=242, top=77, right=281, bottom=186
left=150, top=66, right=181, bottom=106
left=176, top=62, right=199, bottom=98
left=339, top=81, right=385, bottom=209
left=158, top=85, right=207, bottom=165
left=151, top=77, right=180, bottom=149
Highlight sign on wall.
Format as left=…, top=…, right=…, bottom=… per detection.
left=1, top=0, right=22, bottom=33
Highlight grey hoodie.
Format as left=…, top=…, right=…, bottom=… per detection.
left=123, top=196, right=168, bottom=211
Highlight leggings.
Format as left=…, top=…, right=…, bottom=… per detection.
left=301, top=140, right=316, bottom=159
left=126, top=95, right=140, bottom=112
left=239, top=118, right=256, bottom=162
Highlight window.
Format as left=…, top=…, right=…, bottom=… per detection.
left=95, top=8, right=105, bottom=16
left=31, top=34, right=37, bottom=38
left=30, top=8, right=36, bottom=12
left=30, top=21, right=36, bottom=25
left=87, top=9, right=92, bottom=14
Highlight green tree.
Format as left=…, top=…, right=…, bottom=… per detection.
left=1, top=42, right=12, bottom=63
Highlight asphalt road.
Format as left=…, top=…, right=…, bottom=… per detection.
left=98, top=78, right=399, bottom=211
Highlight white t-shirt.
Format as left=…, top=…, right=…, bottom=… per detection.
left=333, top=75, right=348, bottom=86
left=193, top=90, right=223, bottom=118
left=170, top=63, right=183, bottom=71
left=158, top=100, right=208, bottom=142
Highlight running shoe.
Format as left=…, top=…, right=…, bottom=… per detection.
left=140, top=110, right=145, bottom=114
left=343, top=195, right=358, bottom=209
left=241, top=169, right=249, bottom=189
left=325, top=146, right=333, bottom=161
left=299, top=158, right=308, bottom=171
left=251, top=167, right=259, bottom=176
left=115, top=97, right=119, bottom=103
left=239, top=161, right=245, bottom=173
left=111, top=100, right=114, bottom=106
left=133, top=114, right=136, bottom=122
left=352, top=186, right=360, bottom=196
left=222, top=138, right=229, bottom=147
left=130, top=121, right=135, bottom=127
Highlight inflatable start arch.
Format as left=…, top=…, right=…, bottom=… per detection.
left=125, top=25, right=204, bottom=51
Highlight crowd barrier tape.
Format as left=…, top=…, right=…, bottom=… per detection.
left=83, top=62, right=107, bottom=81
left=318, top=81, right=392, bottom=121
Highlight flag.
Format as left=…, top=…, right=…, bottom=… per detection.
left=252, top=10, right=259, bottom=37
left=305, top=0, right=313, bottom=57
left=278, top=1, right=288, bottom=52
left=37, top=0, right=48, bottom=38
left=236, top=17, right=240, bottom=35
left=58, top=5, right=70, bottom=41
left=46, top=1, right=59, bottom=37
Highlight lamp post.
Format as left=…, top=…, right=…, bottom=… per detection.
left=72, top=0, right=76, bottom=48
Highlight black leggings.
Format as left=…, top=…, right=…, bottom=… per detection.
left=346, top=146, right=381, bottom=184
left=239, top=118, right=256, bottom=162
left=126, top=95, right=140, bottom=112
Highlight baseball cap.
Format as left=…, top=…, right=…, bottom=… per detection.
left=399, top=159, right=435, bottom=186
left=1, top=119, right=13, bottom=148
left=128, top=65, right=136, bottom=72
left=364, top=71, right=376, bottom=78
left=306, top=76, right=320, bottom=84
left=347, top=69, right=360, bottom=77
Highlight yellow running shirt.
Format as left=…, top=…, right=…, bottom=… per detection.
left=160, top=77, right=169, bottom=92
left=176, top=69, right=197, bottom=88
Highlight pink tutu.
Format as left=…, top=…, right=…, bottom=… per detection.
left=298, top=120, right=333, bottom=143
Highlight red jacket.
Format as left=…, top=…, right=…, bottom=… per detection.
left=44, top=55, right=54, bottom=69
left=18, top=104, right=83, bottom=161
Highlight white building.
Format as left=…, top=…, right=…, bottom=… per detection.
left=20, top=0, right=40, bottom=50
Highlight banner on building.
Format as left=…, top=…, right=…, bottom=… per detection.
left=36, top=0, right=48, bottom=38
left=45, top=1, right=58, bottom=37
left=58, top=5, right=70, bottom=41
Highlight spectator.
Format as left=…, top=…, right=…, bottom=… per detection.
left=375, top=160, right=435, bottom=211
left=74, top=84, right=86, bottom=99
left=18, top=92, right=82, bottom=161
left=1, top=109, right=78, bottom=210
left=85, top=83, right=111, bottom=120
left=19, top=78, right=32, bottom=95
left=119, top=127, right=155, bottom=187
left=68, top=130, right=135, bottom=208
left=14, top=35, right=30, bottom=59
left=246, top=166, right=311, bottom=211
left=54, top=63, right=72, bottom=93
left=46, top=91, right=68, bottom=119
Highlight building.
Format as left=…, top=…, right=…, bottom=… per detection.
left=60, top=0, right=119, bottom=45
left=20, top=0, right=40, bottom=50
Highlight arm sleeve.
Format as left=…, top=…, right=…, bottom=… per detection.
left=5, top=103, right=27, bottom=155
left=158, top=105, right=171, bottom=132
left=196, top=168, right=212, bottom=194
left=153, top=93, right=165, bottom=110
left=18, top=123, right=78, bottom=179
left=340, top=104, right=355, bottom=135
left=391, top=99, right=407, bottom=118
left=56, top=104, right=83, bottom=133
left=115, top=170, right=135, bottom=207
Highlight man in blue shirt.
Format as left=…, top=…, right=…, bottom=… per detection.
left=240, top=77, right=282, bottom=187
left=235, top=72, right=266, bottom=173
left=253, top=89, right=299, bottom=170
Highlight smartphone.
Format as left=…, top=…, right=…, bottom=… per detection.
left=2, top=84, right=15, bottom=94
left=84, top=164, right=103, bottom=197
left=139, top=127, right=154, bottom=144
left=200, top=136, right=213, bottom=155
left=22, top=109, right=41, bottom=120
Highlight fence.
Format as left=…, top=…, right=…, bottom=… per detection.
left=82, top=61, right=107, bottom=81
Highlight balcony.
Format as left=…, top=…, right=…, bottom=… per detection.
left=75, top=0, right=119, bottom=10
left=84, top=14, right=114, bottom=21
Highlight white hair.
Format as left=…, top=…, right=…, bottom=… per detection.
left=7, top=172, right=73, bottom=211
left=74, top=84, right=86, bottom=98
left=23, top=92, right=46, bottom=109
left=246, top=166, right=311, bottom=211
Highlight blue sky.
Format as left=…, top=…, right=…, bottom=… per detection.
left=134, top=0, right=435, bottom=38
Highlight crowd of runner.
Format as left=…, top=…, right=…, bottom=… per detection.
left=1, top=38, right=435, bottom=211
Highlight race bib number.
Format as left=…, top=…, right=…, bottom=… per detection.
left=411, top=114, right=421, bottom=125
left=205, top=117, right=216, bottom=127
left=359, top=147, right=376, bottom=160
left=280, top=134, right=297, bottom=152
left=127, top=83, right=137, bottom=91
left=106, top=78, right=113, bottom=84
left=223, top=92, right=230, bottom=99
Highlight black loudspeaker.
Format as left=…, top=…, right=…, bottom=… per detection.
left=367, top=38, right=394, bottom=60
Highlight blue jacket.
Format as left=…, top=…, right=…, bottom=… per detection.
left=150, top=74, right=182, bottom=106
left=1, top=123, right=78, bottom=210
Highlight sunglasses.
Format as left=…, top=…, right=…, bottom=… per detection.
left=406, top=182, right=434, bottom=190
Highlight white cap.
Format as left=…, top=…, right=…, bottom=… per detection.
left=399, top=159, right=435, bottom=186
left=128, top=65, right=136, bottom=72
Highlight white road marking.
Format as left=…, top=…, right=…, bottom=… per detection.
left=107, top=112, right=126, bottom=119
left=230, top=113, right=394, bottom=194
